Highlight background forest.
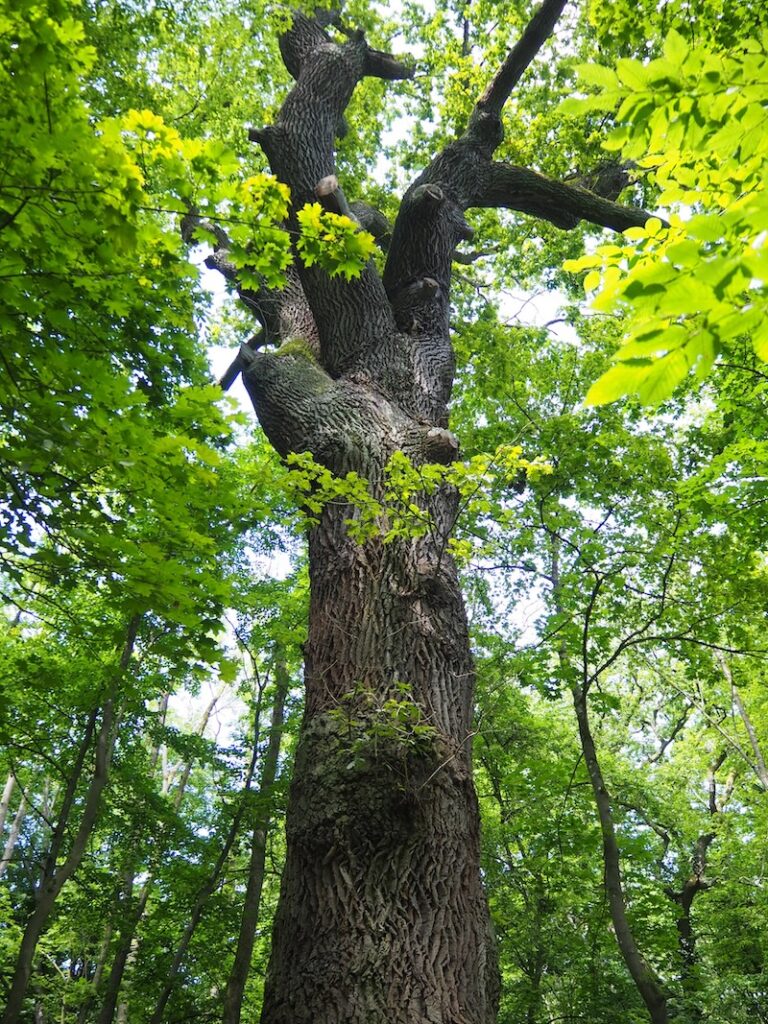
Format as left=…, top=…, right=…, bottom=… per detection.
left=1, top=0, right=767, bottom=1022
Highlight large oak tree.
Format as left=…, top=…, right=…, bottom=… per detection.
left=205, top=2, right=657, bottom=1021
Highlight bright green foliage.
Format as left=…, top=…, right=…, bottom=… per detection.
left=283, top=445, right=549, bottom=558
left=562, top=29, right=768, bottom=404
left=0, top=0, right=298, bottom=650
left=3, top=1, right=768, bottom=1022
left=295, top=202, right=377, bottom=280
left=445, top=298, right=768, bottom=1021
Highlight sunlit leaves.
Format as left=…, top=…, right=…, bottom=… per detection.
left=561, top=30, right=768, bottom=403
left=295, top=203, right=377, bottom=280
left=0, top=0, right=266, bottom=657
left=283, top=445, right=548, bottom=560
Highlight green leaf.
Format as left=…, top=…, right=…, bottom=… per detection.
left=663, top=29, right=690, bottom=67
left=584, top=361, right=651, bottom=406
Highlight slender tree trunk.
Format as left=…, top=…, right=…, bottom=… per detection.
left=570, top=684, right=669, bottom=1024
left=147, top=689, right=265, bottom=1024
left=77, top=924, right=114, bottom=1024
left=718, top=655, right=768, bottom=790
left=0, top=789, right=27, bottom=880
left=0, top=773, right=15, bottom=836
left=222, top=661, right=290, bottom=1024
left=479, top=742, right=546, bottom=1024
left=524, top=891, right=546, bottom=1024
left=732, top=688, right=768, bottom=789
left=94, top=690, right=219, bottom=1024
left=2, top=617, right=139, bottom=1024
left=667, top=753, right=734, bottom=1021
left=548, top=539, right=668, bottom=1024
left=93, top=875, right=145, bottom=1024
left=672, top=831, right=713, bottom=996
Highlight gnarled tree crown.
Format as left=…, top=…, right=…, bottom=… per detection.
left=205, top=0, right=655, bottom=471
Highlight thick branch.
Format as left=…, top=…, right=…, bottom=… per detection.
left=253, top=13, right=412, bottom=378
left=278, top=11, right=333, bottom=80
left=475, top=162, right=660, bottom=232
left=385, top=0, right=659, bottom=324
left=349, top=200, right=391, bottom=248
left=203, top=248, right=282, bottom=339
left=183, top=208, right=320, bottom=357
left=239, top=346, right=337, bottom=461
left=240, top=345, right=456, bottom=475
left=219, top=332, right=266, bottom=392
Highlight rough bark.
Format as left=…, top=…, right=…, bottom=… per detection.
left=1, top=617, right=139, bottom=1024
left=202, top=3, right=660, bottom=1021
left=222, top=661, right=290, bottom=1024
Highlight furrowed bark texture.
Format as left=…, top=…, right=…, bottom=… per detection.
left=222, top=4, right=659, bottom=1021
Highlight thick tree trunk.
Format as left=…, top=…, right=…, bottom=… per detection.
left=203, top=3, right=657, bottom=1020
left=261, top=505, right=497, bottom=1024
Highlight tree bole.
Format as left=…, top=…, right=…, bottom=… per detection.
left=260, top=497, right=498, bottom=1024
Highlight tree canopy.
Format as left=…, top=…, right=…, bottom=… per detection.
left=1, top=1, right=767, bottom=1023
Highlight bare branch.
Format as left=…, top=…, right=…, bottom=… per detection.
left=474, top=163, right=662, bottom=232
left=219, top=333, right=266, bottom=392
left=278, top=11, right=334, bottom=80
